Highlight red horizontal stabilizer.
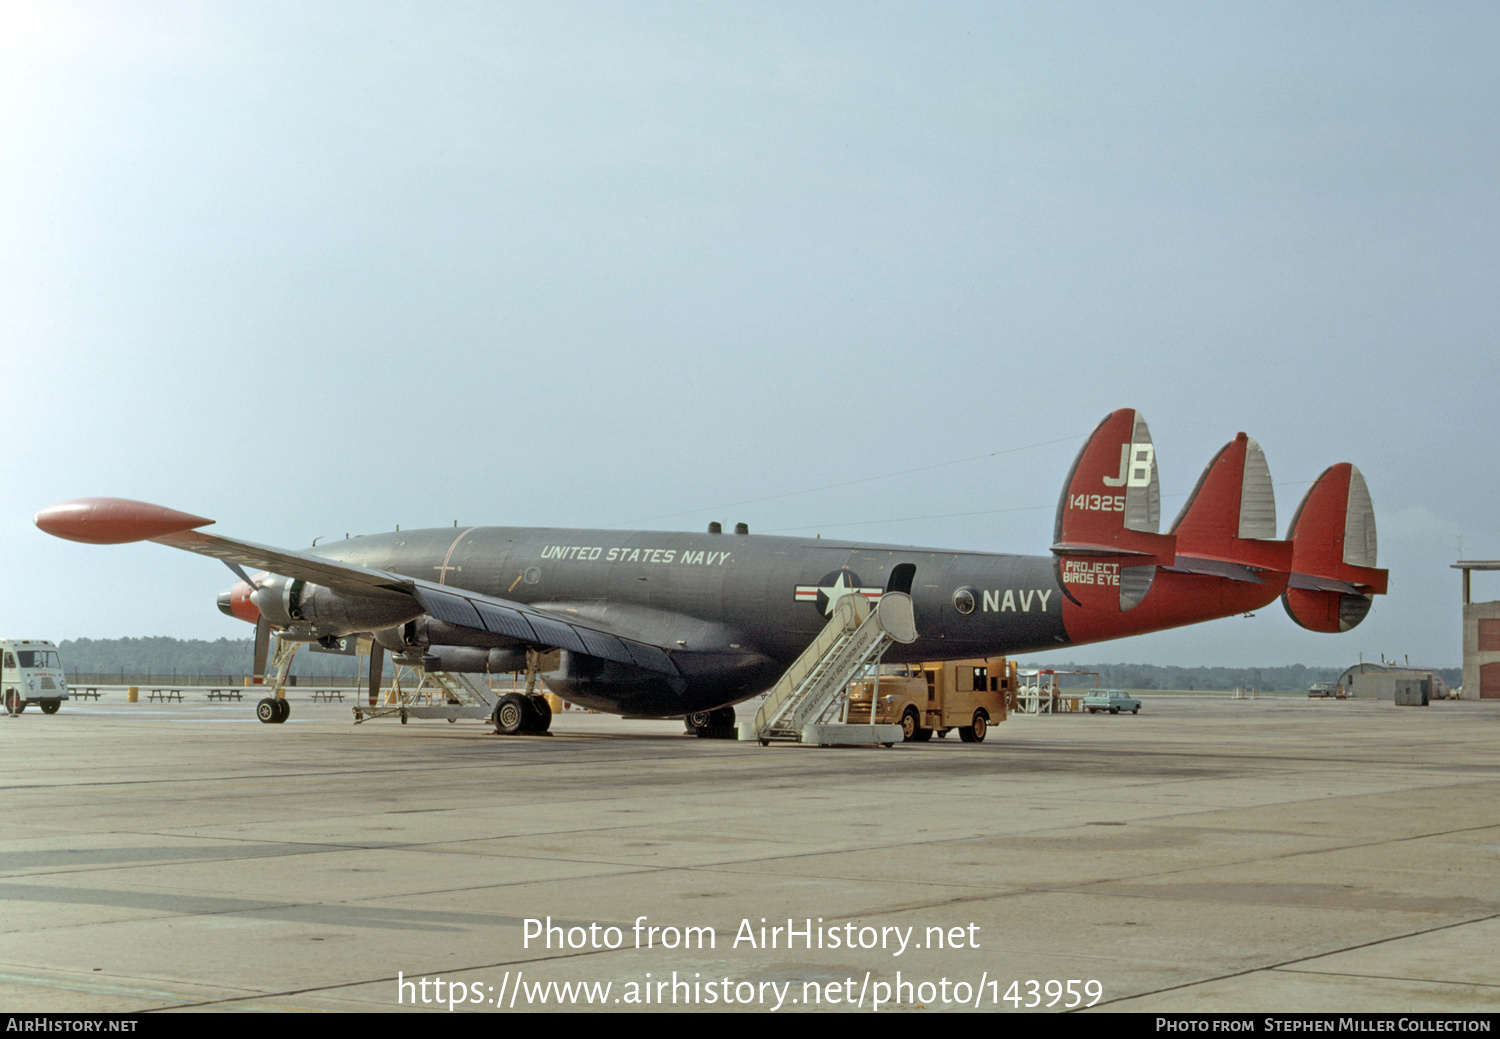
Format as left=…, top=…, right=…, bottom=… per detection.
left=34, top=497, right=214, bottom=545
left=1281, top=464, right=1388, bottom=633
left=1168, top=433, right=1293, bottom=578
left=1053, top=409, right=1174, bottom=611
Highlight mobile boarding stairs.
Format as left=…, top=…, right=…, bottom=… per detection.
left=743, top=591, right=917, bottom=746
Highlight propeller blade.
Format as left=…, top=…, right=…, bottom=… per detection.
left=367, top=642, right=384, bottom=707
left=253, top=617, right=270, bottom=681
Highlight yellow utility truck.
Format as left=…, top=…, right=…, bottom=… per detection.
left=845, top=658, right=1013, bottom=743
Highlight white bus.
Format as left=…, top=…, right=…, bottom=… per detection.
left=2, top=640, right=67, bottom=714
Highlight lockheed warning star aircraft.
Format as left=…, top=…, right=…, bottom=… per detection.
left=35, top=409, right=1387, bottom=735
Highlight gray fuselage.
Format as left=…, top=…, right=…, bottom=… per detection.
left=313, top=526, right=1068, bottom=715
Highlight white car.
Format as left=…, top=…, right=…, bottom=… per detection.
left=1082, top=689, right=1141, bottom=715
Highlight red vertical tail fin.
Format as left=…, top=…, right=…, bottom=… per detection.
left=1168, top=433, right=1294, bottom=580
left=1053, top=409, right=1175, bottom=612
left=1281, top=464, right=1388, bottom=632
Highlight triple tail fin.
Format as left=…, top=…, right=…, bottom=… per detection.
left=1281, top=464, right=1389, bottom=632
left=1167, top=433, right=1294, bottom=582
left=1053, top=409, right=1175, bottom=612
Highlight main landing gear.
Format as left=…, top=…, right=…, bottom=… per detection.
left=492, top=693, right=553, bottom=735
left=685, top=705, right=737, bottom=739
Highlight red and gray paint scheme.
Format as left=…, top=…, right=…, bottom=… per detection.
left=34, top=409, right=1387, bottom=719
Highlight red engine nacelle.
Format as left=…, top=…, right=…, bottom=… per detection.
left=217, top=580, right=260, bottom=624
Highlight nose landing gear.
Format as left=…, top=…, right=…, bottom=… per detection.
left=256, top=697, right=289, bottom=724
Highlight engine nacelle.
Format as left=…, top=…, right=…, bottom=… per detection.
left=418, top=646, right=530, bottom=673
left=372, top=616, right=527, bottom=655
left=249, top=576, right=424, bottom=637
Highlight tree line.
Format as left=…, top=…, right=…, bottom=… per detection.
left=58, top=637, right=362, bottom=680
left=1020, top=660, right=1462, bottom=692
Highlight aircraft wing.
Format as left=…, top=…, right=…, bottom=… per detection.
left=35, top=498, right=680, bottom=676
left=153, top=527, right=417, bottom=595
left=158, top=530, right=679, bottom=675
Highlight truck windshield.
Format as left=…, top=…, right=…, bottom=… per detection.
left=17, top=651, right=60, bottom=669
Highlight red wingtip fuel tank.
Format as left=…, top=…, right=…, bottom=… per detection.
left=34, top=498, right=214, bottom=545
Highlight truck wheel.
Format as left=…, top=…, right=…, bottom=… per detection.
left=959, top=711, right=987, bottom=743
left=1110, top=707, right=1119, bottom=714
left=900, top=707, right=920, bottom=742
left=41, top=700, right=60, bottom=715
left=1132, top=707, right=1139, bottom=714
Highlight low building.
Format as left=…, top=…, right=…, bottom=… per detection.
left=1333, top=662, right=1451, bottom=700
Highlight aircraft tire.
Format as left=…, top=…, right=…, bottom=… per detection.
left=706, top=705, right=736, bottom=739
left=275, top=698, right=290, bottom=723
left=41, top=700, right=60, bottom=715
left=526, top=695, right=552, bottom=734
left=691, top=706, right=736, bottom=739
left=494, top=694, right=528, bottom=736
left=256, top=698, right=278, bottom=724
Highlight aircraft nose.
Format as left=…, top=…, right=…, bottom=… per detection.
left=218, top=580, right=260, bottom=624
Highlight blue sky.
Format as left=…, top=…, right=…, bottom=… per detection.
left=3, top=2, right=1496, bottom=667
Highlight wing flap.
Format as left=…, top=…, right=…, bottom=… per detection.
left=418, top=587, right=486, bottom=629
left=472, top=601, right=538, bottom=643
left=409, top=586, right=672, bottom=674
